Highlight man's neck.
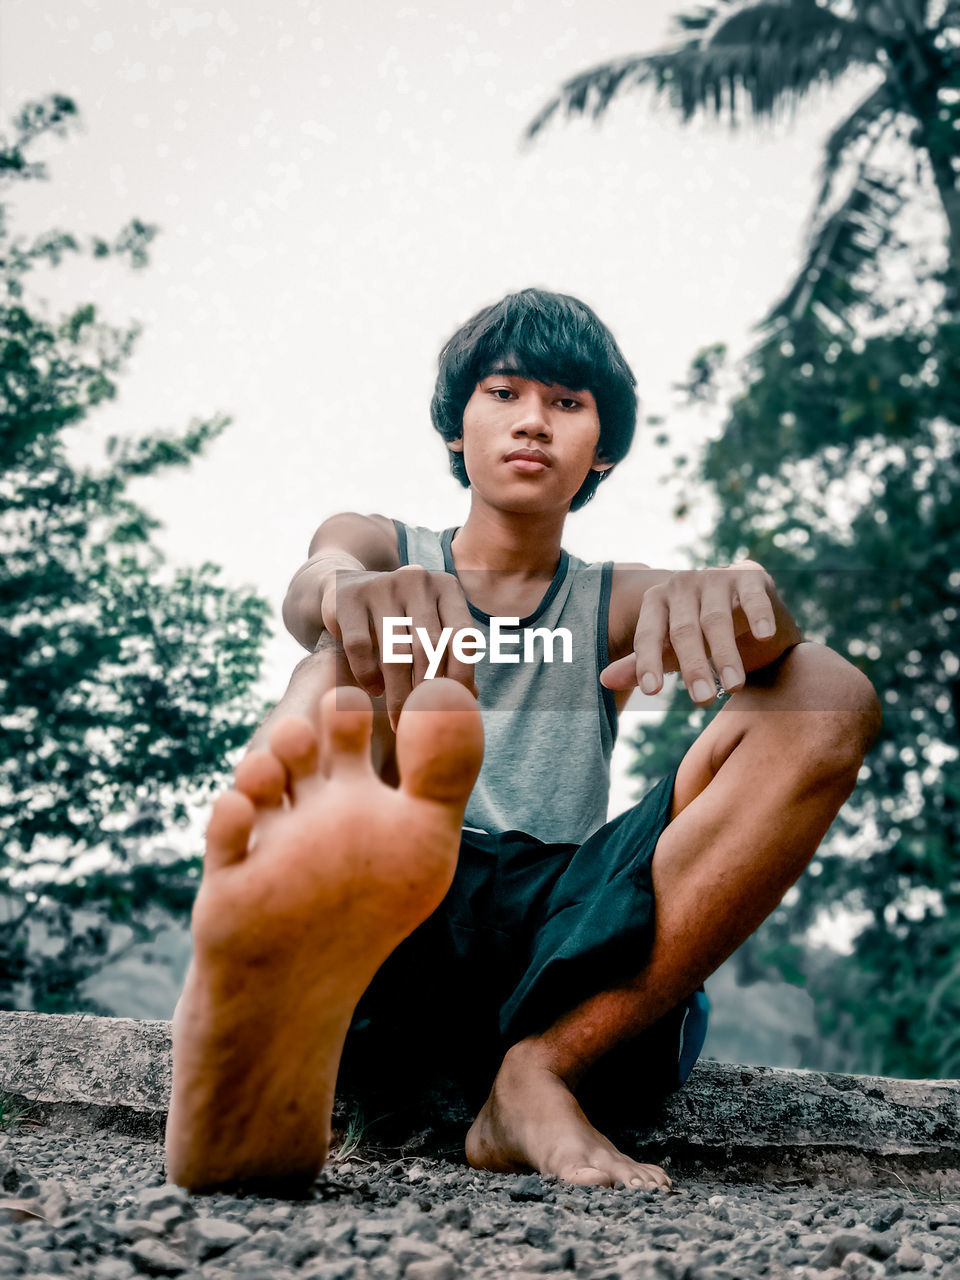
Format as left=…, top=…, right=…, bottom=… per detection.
left=451, top=499, right=566, bottom=577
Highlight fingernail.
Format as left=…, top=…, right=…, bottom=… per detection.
left=721, top=667, right=740, bottom=691
left=640, top=672, right=659, bottom=694
left=692, top=680, right=714, bottom=702
left=755, top=620, right=775, bottom=638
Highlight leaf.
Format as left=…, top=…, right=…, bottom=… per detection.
left=0, top=1198, right=45, bottom=1222
left=813, top=82, right=897, bottom=216
left=525, top=0, right=879, bottom=138
left=761, top=166, right=905, bottom=333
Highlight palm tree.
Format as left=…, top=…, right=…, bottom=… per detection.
left=528, top=0, right=960, bottom=322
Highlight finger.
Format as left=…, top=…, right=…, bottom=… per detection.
left=631, top=587, right=669, bottom=694
left=668, top=602, right=717, bottom=705
left=407, top=598, right=445, bottom=688
left=338, top=605, right=385, bottom=695
left=379, top=639, right=414, bottom=732
left=437, top=584, right=480, bottom=691
left=698, top=583, right=744, bottom=694
left=736, top=570, right=777, bottom=641
left=599, top=654, right=639, bottom=691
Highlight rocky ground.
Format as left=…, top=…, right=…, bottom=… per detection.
left=0, top=1124, right=958, bottom=1280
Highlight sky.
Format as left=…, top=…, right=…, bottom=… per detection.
left=0, top=0, right=879, bottom=818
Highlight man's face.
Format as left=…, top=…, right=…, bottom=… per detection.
left=451, top=369, right=611, bottom=513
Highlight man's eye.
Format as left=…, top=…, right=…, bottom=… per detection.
left=490, top=388, right=515, bottom=400
left=557, top=397, right=581, bottom=410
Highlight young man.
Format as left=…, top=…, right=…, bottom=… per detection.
left=165, top=290, right=880, bottom=1194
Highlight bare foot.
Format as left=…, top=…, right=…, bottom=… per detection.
left=166, top=679, right=483, bottom=1192
left=465, top=1041, right=672, bottom=1190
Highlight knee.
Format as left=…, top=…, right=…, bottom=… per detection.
left=774, top=642, right=881, bottom=780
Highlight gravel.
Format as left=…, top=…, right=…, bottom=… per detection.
left=1, top=1125, right=958, bottom=1279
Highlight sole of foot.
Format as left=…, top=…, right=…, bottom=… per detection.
left=165, top=678, right=483, bottom=1193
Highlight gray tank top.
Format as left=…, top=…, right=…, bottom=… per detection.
left=395, top=522, right=618, bottom=843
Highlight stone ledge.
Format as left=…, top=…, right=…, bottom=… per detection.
left=2, top=1011, right=958, bottom=1189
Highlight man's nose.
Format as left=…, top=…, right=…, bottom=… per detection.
left=511, top=396, right=552, bottom=439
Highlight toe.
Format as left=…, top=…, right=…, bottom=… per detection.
left=566, top=1164, right=614, bottom=1187
left=627, top=1163, right=672, bottom=1190
left=269, top=716, right=321, bottom=797
left=396, top=678, right=483, bottom=805
left=205, top=790, right=255, bottom=871
left=234, top=750, right=287, bottom=808
left=318, top=686, right=375, bottom=774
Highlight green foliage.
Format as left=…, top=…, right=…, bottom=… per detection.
left=526, top=0, right=960, bottom=307
left=636, top=287, right=960, bottom=1077
left=533, top=0, right=960, bottom=1078
left=0, top=97, right=270, bottom=1012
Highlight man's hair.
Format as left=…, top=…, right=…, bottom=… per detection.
left=430, top=288, right=638, bottom=511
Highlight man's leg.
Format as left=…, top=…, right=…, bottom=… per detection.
left=165, top=663, right=483, bottom=1192
left=466, top=642, right=880, bottom=1188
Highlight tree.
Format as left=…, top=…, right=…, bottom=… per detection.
left=0, top=97, right=271, bottom=1012
left=526, top=4, right=960, bottom=1074
left=630, top=241, right=960, bottom=1075
left=528, top=0, right=960, bottom=316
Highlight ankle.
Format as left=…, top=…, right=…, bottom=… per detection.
left=499, top=1036, right=586, bottom=1090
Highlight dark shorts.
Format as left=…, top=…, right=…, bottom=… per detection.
left=341, top=772, right=709, bottom=1115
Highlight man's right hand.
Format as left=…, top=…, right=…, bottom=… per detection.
left=320, top=565, right=478, bottom=729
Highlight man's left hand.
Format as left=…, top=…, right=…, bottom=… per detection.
left=600, top=562, right=802, bottom=704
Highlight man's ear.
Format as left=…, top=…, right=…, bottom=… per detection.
left=591, top=455, right=614, bottom=474
left=447, top=436, right=464, bottom=454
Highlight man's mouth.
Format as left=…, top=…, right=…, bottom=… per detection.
left=504, top=449, right=551, bottom=471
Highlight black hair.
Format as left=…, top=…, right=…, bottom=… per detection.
left=430, top=288, right=638, bottom=511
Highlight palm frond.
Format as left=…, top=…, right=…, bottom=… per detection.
left=762, top=166, right=905, bottom=333
left=525, top=0, right=881, bottom=140
left=525, top=58, right=655, bottom=139
left=814, top=82, right=897, bottom=215
left=669, top=0, right=739, bottom=34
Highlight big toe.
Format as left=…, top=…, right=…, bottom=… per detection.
left=565, top=1164, right=614, bottom=1187
left=396, top=678, right=484, bottom=805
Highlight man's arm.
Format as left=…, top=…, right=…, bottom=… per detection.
left=282, top=512, right=477, bottom=727
left=603, top=561, right=803, bottom=705
left=282, top=512, right=401, bottom=652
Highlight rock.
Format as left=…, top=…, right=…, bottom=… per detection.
left=326, top=1220, right=358, bottom=1246
left=840, top=1251, right=884, bottom=1279
left=509, top=1174, right=546, bottom=1202
left=306, top=1262, right=361, bottom=1280
left=442, top=1203, right=470, bottom=1230
left=867, top=1203, right=905, bottom=1231
left=188, top=1216, right=252, bottom=1260
left=523, top=1222, right=553, bottom=1248
left=532, top=1250, right=568, bottom=1271
left=0, top=1238, right=28, bottom=1271
left=127, top=1238, right=187, bottom=1276
left=39, top=1183, right=71, bottom=1223
left=896, top=1241, right=926, bottom=1270
left=91, top=1261, right=136, bottom=1280
left=133, top=1185, right=192, bottom=1218
left=388, top=1234, right=441, bottom=1269
left=811, top=1231, right=896, bottom=1268
left=116, top=1217, right=167, bottom=1242
left=405, top=1259, right=456, bottom=1280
